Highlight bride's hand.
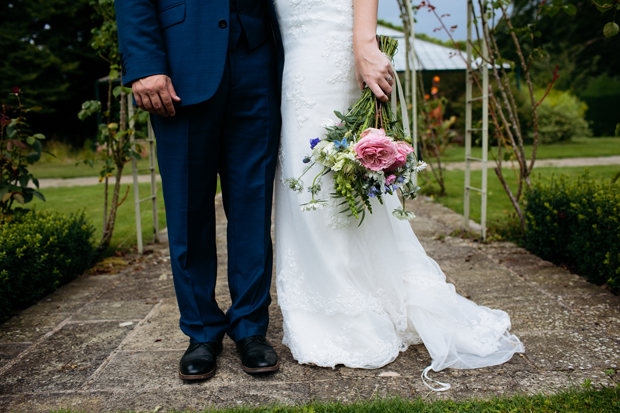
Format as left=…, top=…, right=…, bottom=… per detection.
left=354, top=37, right=394, bottom=102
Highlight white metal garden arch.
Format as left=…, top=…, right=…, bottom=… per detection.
left=400, top=0, right=489, bottom=239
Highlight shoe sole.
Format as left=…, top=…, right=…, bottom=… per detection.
left=178, top=365, right=216, bottom=380
left=241, top=361, right=280, bottom=374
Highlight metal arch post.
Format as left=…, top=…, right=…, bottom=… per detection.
left=148, top=120, right=160, bottom=244
left=464, top=0, right=473, bottom=229
left=128, top=94, right=160, bottom=254
left=128, top=95, right=144, bottom=254
left=406, top=0, right=418, bottom=187
left=464, top=0, right=488, bottom=240
left=480, top=7, right=489, bottom=241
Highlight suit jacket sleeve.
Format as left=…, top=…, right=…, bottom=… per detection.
left=115, top=0, right=170, bottom=87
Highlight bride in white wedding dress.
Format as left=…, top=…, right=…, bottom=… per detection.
left=273, top=0, right=524, bottom=390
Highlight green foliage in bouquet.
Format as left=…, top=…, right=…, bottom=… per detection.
left=0, top=210, right=96, bottom=322
left=525, top=172, right=620, bottom=292
left=285, top=36, right=425, bottom=225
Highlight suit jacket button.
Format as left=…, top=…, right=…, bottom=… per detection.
left=219, top=19, right=227, bottom=28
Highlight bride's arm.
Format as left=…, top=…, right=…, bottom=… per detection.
left=352, top=0, right=394, bottom=102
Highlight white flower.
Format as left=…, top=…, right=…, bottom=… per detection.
left=415, top=161, right=427, bottom=173
left=392, top=207, right=416, bottom=220
left=300, top=199, right=328, bottom=211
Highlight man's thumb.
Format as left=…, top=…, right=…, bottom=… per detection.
left=167, top=79, right=181, bottom=101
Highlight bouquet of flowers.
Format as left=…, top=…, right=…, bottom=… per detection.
left=285, top=35, right=426, bottom=225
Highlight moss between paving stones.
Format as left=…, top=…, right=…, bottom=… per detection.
left=45, top=385, right=619, bottom=413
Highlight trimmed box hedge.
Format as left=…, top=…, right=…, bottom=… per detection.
left=0, top=210, right=96, bottom=322
left=525, top=172, right=620, bottom=292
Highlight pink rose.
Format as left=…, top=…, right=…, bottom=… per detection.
left=353, top=128, right=397, bottom=171
left=385, top=174, right=396, bottom=185
left=387, top=142, right=414, bottom=171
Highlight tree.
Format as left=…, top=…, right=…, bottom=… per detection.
left=0, top=0, right=108, bottom=145
left=499, top=0, right=620, bottom=94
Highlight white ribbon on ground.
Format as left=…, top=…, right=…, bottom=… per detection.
left=422, top=365, right=452, bottom=392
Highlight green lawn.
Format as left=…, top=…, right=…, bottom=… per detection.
left=30, top=182, right=167, bottom=251
left=427, top=164, right=620, bottom=226
left=49, top=384, right=620, bottom=412
left=29, top=157, right=157, bottom=180
left=441, top=137, right=620, bottom=163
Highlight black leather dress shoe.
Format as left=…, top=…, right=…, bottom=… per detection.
left=236, top=335, right=279, bottom=374
left=178, top=342, right=223, bottom=380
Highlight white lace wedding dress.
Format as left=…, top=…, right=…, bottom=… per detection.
left=273, top=0, right=524, bottom=388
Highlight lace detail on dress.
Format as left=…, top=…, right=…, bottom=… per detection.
left=322, top=32, right=354, bottom=84
left=282, top=0, right=326, bottom=40
left=319, top=184, right=351, bottom=229
left=286, top=74, right=316, bottom=128
left=277, top=249, right=388, bottom=317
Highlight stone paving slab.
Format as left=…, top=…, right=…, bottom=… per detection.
left=1, top=197, right=619, bottom=412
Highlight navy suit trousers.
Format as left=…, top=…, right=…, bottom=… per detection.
left=151, top=36, right=280, bottom=343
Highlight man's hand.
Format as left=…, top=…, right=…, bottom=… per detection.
left=132, top=74, right=181, bottom=117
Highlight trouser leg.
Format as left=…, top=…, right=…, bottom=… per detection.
left=151, top=65, right=231, bottom=343
left=220, top=38, right=280, bottom=342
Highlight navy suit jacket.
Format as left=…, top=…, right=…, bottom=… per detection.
left=115, top=0, right=284, bottom=107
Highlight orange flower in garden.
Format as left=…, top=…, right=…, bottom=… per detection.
left=433, top=76, right=440, bottom=82
left=424, top=94, right=430, bottom=100
left=431, top=87, right=438, bottom=95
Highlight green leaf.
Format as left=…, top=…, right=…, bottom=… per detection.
left=32, top=191, right=45, bottom=202
left=31, top=140, right=42, bottom=154
left=615, top=123, right=620, bottom=137
left=121, top=86, right=133, bottom=95
left=109, top=69, right=119, bottom=80
left=603, top=22, right=619, bottom=38
left=19, top=174, right=29, bottom=188
left=33, top=133, right=45, bottom=140
left=12, top=192, right=25, bottom=205
left=112, top=86, right=122, bottom=98
left=563, top=4, right=576, bottom=15
left=26, top=135, right=36, bottom=145
left=6, top=124, right=17, bottom=139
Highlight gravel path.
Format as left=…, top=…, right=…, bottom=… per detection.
left=444, top=155, right=620, bottom=170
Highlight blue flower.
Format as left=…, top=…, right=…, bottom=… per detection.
left=310, top=138, right=321, bottom=149
left=334, top=138, right=348, bottom=151
left=368, top=187, right=380, bottom=198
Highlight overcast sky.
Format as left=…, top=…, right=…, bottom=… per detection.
left=378, top=0, right=468, bottom=41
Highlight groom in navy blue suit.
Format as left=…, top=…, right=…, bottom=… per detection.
left=115, top=0, right=283, bottom=380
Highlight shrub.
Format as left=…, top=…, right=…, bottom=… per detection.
left=0, top=210, right=96, bottom=322
left=525, top=172, right=620, bottom=292
left=533, top=89, right=592, bottom=144
left=580, top=74, right=620, bottom=137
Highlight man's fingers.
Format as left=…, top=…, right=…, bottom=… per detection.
left=133, top=90, right=144, bottom=108
left=160, top=91, right=176, bottom=117
left=148, top=93, right=168, bottom=117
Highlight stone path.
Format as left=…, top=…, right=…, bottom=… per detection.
left=444, top=155, right=620, bottom=170
left=1, top=198, right=618, bottom=413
